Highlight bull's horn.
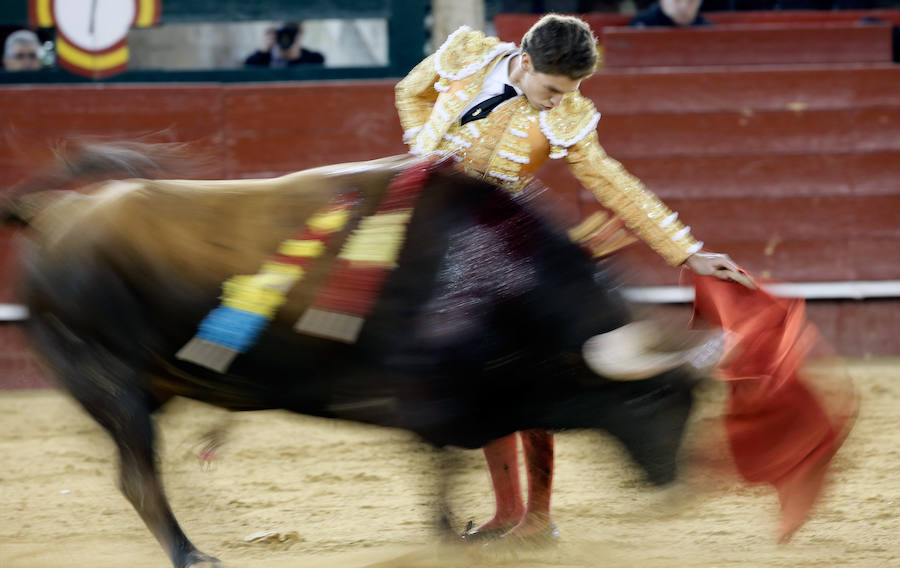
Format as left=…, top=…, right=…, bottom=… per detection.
left=582, top=322, right=725, bottom=381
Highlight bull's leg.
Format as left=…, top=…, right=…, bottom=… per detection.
left=28, top=319, right=221, bottom=567
left=75, top=386, right=223, bottom=567
left=110, top=399, right=223, bottom=567
left=68, top=385, right=221, bottom=567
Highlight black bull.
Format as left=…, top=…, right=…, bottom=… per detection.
left=5, top=151, right=697, bottom=567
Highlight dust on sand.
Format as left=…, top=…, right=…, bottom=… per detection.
left=1, top=359, right=898, bottom=567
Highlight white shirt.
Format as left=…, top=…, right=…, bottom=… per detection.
left=459, top=50, right=523, bottom=118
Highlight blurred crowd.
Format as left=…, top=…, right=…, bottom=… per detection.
left=2, top=29, right=46, bottom=71
left=2, top=1, right=898, bottom=73
left=493, top=0, right=888, bottom=11
left=243, top=22, right=326, bottom=68
left=0, top=21, right=328, bottom=73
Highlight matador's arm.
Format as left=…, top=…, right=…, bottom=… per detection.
left=566, top=130, right=701, bottom=266
left=394, top=53, right=440, bottom=146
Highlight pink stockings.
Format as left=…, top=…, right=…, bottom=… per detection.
left=477, top=428, right=554, bottom=537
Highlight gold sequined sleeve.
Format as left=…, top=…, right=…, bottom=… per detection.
left=566, top=131, right=702, bottom=266
left=394, top=53, right=440, bottom=145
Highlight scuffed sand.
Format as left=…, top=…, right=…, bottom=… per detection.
left=1, top=359, right=898, bottom=567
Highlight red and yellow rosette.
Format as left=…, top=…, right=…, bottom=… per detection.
left=29, top=0, right=161, bottom=79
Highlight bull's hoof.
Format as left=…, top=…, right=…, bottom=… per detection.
left=183, top=550, right=225, bottom=568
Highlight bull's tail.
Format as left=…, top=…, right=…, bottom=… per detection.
left=1, top=140, right=200, bottom=226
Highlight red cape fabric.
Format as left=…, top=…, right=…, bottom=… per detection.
left=690, top=274, right=856, bottom=540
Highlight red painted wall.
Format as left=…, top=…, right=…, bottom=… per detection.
left=1, top=61, right=898, bottom=389
left=602, top=24, right=893, bottom=68
left=494, top=9, right=900, bottom=45
left=0, top=82, right=407, bottom=186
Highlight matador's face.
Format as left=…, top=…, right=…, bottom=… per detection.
left=516, top=53, right=582, bottom=111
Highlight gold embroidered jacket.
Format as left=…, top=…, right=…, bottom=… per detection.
left=395, top=26, right=701, bottom=266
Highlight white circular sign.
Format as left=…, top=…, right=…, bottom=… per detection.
left=54, top=0, right=136, bottom=52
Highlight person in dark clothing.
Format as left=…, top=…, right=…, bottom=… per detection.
left=244, top=22, right=325, bottom=68
left=630, top=0, right=710, bottom=28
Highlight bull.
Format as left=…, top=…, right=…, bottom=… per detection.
left=2, top=144, right=710, bottom=568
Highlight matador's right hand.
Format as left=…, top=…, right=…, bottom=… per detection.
left=684, top=251, right=755, bottom=289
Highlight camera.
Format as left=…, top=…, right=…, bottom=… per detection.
left=275, top=24, right=299, bottom=50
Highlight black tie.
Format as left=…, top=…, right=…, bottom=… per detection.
left=459, top=84, right=518, bottom=126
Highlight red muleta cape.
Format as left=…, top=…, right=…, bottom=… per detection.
left=690, top=274, right=857, bottom=541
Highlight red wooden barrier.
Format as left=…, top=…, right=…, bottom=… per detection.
left=660, top=195, right=900, bottom=244
left=0, top=82, right=406, bottom=188
left=0, top=68, right=897, bottom=363
left=0, top=325, right=50, bottom=390
left=0, top=228, right=18, bottom=303
left=495, top=13, right=630, bottom=44
left=708, top=9, right=900, bottom=26
left=602, top=23, right=893, bottom=68
left=605, top=196, right=900, bottom=282
left=606, top=235, right=900, bottom=286
left=494, top=9, right=900, bottom=43
left=4, top=75, right=899, bottom=185
left=615, top=152, right=900, bottom=200
left=0, top=85, right=227, bottom=187
left=224, top=83, right=404, bottom=178
left=586, top=65, right=900, bottom=114
left=594, top=108, right=900, bottom=158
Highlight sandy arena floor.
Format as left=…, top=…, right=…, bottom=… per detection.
left=1, top=359, right=898, bottom=568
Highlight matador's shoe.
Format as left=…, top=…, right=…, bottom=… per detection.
left=460, top=520, right=518, bottom=544
left=492, top=523, right=560, bottom=549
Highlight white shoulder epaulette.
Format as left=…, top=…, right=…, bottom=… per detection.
left=434, top=26, right=516, bottom=82
left=539, top=92, right=601, bottom=148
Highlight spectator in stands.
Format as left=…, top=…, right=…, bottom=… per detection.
left=396, top=13, right=749, bottom=545
left=630, top=0, right=710, bottom=28
left=3, top=30, right=42, bottom=71
left=244, top=22, right=325, bottom=68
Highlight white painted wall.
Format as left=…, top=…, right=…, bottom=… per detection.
left=127, top=19, right=388, bottom=70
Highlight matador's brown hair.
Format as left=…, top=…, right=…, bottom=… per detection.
left=521, top=14, right=599, bottom=80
